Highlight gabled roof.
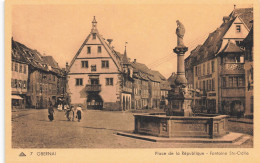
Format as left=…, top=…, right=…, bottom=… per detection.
left=219, top=40, right=244, bottom=53
left=12, top=39, right=63, bottom=75
left=230, top=7, right=253, bottom=29
left=185, top=45, right=202, bottom=69
left=42, top=56, right=60, bottom=69
left=148, top=70, right=166, bottom=82
left=189, top=7, right=252, bottom=65
left=68, top=20, right=122, bottom=72
left=131, top=61, right=150, bottom=73
left=12, top=40, right=27, bottom=63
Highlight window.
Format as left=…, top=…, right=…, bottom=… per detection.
left=229, top=77, right=233, bottom=87
left=12, top=62, right=13, bottom=71
left=250, top=96, right=254, bottom=113
left=76, top=78, right=83, bottom=86
left=236, top=25, right=241, bottom=32
left=14, top=63, right=18, bottom=72
left=23, top=81, right=27, bottom=89
left=98, top=46, right=102, bottom=53
left=106, top=78, right=113, bottom=86
left=91, top=65, right=96, bottom=71
left=203, top=81, right=206, bottom=91
left=19, top=64, right=22, bottom=73
left=233, top=77, right=238, bottom=87
left=235, top=41, right=241, bottom=46
left=208, top=80, right=211, bottom=91
left=211, top=61, right=215, bottom=72
left=92, top=33, right=96, bottom=39
left=195, top=66, right=197, bottom=76
left=238, top=77, right=244, bottom=87
left=203, top=64, right=205, bottom=75
left=207, top=62, right=210, bottom=74
left=212, top=78, right=215, bottom=91
left=24, top=65, right=27, bottom=74
left=196, top=81, right=198, bottom=89
left=87, top=47, right=91, bottom=54
left=81, top=61, right=88, bottom=68
left=222, top=77, right=226, bottom=88
left=18, top=80, right=21, bottom=88
left=198, top=66, right=201, bottom=76
left=14, top=79, right=17, bottom=88
left=102, top=60, right=109, bottom=68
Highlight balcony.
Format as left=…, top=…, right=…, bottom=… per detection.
left=221, top=87, right=245, bottom=98
left=86, top=84, right=101, bottom=92
left=122, top=86, right=132, bottom=93
left=221, top=63, right=245, bottom=75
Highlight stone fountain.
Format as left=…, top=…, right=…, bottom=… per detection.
left=117, top=21, right=249, bottom=143
left=132, top=20, right=228, bottom=139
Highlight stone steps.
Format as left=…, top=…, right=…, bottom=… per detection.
left=117, top=131, right=251, bottom=145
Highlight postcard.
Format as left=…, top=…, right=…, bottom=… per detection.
left=5, top=0, right=259, bottom=162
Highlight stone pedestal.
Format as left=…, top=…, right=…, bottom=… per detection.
left=167, top=46, right=194, bottom=117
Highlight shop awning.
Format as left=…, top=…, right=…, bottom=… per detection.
left=12, top=95, right=23, bottom=100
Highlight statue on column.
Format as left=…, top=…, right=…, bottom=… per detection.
left=176, top=20, right=185, bottom=47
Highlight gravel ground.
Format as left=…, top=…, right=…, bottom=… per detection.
left=11, top=109, right=253, bottom=148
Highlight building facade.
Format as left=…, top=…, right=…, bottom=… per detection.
left=12, top=39, right=66, bottom=109
left=185, top=7, right=253, bottom=115
left=68, top=17, right=126, bottom=110
left=11, top=43, right=28, bottom=109
left=68, top=17, right=170, bottom=111
left=242, top=22, right=253, bottom=117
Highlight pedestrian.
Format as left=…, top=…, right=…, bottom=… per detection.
left=76, top=105, right=83, bottom=122
left=71, top=105, right=76, bottom=121
left=48, top=101, right=54, bottom=121
left=57, top=103, right=62, bottom=111
left=65, top=105, right=72, bottom=121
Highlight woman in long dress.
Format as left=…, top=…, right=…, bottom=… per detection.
left=76, top=105, right=83, bottom=122
left=48, top=102, right=54, bottom=121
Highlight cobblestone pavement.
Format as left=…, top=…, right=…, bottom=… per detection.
left=12, top=109, right=253, bottom=148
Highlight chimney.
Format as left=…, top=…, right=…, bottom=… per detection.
left=223, top=16, right=229, bottom=23
left=107, top=39, right=113, bottom=45
left=134, top=59, right=136, bottom=63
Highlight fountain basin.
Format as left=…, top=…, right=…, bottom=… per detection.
left=134, top=113, right=228, bottom=138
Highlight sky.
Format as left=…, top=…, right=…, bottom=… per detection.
left=12, top=4, right=252, bottom=78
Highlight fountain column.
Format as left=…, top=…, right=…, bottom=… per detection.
left=168, top=20, right=193, bottom=117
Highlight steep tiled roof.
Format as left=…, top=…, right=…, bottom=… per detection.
left=196, top=19, right=234, bottom=63
left=12, top=40, right=27, bottom=63
left=242, top=24, right=253, bottom=47
left=12, top=39, right=63, bottom=75
left=219, top=40, right=244, bottom=53
left=42, top=56, right=60, bottom=69
left=167, top=72, right=177, bottom=86
left=188, top=7, right=252, bottom=66
left=185, top=45, right=202, bottom=69
left=230, top=8, right=253, bottom=29
left=131, top=61, right=150, bottom=73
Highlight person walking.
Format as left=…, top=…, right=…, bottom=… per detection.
left=48, top=101, right=54, bottom=121
left=71, top=105, right=76, bottom=121
left=65, top=105, right=72, bottom=121
left=76, top=105, right=83, bottom=122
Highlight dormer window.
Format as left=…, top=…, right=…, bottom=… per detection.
left=92, top=33, right=96, bottom=39
left=236, top=25, right=241, bottom=32
left=87, top=47, right=91, bottom=54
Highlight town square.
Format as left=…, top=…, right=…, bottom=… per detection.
left=10, top=3, right=254, bottom=149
